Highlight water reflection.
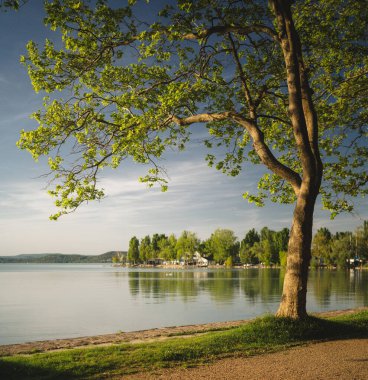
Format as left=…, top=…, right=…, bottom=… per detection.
left=127, top=268, right=368, bottom=307
left=1, top=265, right=367, bottom=344
left=309, top=269, right=368, bottom=307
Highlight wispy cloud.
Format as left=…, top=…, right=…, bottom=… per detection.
left=0, top=75, right=11, bottom=85
left=0, top=112, right=32, bottom=128
left=1, top=135, right=367, bottom=255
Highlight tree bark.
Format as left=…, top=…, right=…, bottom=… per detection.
left=269, top=0, right=323, bottom=318
left=276, top=181, right=318, bottom=318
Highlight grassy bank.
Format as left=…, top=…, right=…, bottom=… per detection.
left=1, top=310, right=368, bottom=379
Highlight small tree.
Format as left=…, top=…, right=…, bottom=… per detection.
left=331, top=234, right=353, bottom=269
left=167, top=234, right=178, bottom=261
left=239, top=243, right=258, bottom=265
left=127, top=236, right=140, bottom=265
left=139, top=235, right=151, bottom=263
left=279, top=251, right=288, bottom=267
left=312, top=228, right=332, bottom=266
left=225, top=256, right=233, bottom=268
left=260, top=227, right=279, bottom=264
left=209, top=229, right=238, bottom=264
left=175, top=231, right=199, bottom=262
left=355, top=221, right=368, bottom=262
left=158, top=235, right=174, bottom=261
left=240, top=228, right=260, bottom=264
left=151, top=234, right=162, bottom=258
left=258, top=240, right=273, bottom=266
left=274, top=228, right=289, bottom=256
left=241, top=229, right=260, bottom=248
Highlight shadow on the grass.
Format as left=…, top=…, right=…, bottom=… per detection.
left=246, top=315, right=368, bottom=344
left=0, top=359, right=80, bottom=380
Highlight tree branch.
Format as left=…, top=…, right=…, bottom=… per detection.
left=171, top=111, right=301, bottom=194
left=227, top=32, right=255, bottom=118
left=183, top=24, right=280, bottom=43
left=231, top=114, right=301, bottom=194
left=171, top=112, right=233, bottom=125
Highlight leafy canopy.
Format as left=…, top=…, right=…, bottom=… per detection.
left=18, top=0, right=368, bottom=219
left=0, top=0, right=24, bottom=10
left=208, top=228, right=238, bottom=264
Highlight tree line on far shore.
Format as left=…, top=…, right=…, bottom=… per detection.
left=114, top=221, right=368, bottom=268
left=311, top=221, right=368, bottom=268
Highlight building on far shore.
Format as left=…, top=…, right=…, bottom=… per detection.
left=178, top=251, right=209, bottom=267
left=193, top=251, right=209, bottom=267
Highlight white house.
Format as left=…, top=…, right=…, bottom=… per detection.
left=193, top=251, right=209, bottom=267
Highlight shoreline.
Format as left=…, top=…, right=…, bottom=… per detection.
left=117, top=263, right=368, bottom=270
left=1, top=307, right=366, bottom=357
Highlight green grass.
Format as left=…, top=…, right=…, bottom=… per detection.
left=1, top=310, right=368, bottom=379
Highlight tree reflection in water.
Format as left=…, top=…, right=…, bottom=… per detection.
left=127, top=269, right=368, bottom=309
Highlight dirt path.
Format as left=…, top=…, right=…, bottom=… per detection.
left=125, top=339, right=368, bottom=380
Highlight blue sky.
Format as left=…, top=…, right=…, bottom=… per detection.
left=0, top=1, right=366, bottom=256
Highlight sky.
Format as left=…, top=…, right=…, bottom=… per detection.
left=0, top=1, right=366, bottom=256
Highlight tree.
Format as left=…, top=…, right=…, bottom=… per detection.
left=18, top=1, right=368, bottom=318
left=239, top=228, right=260, bottom=264
left=200, top=238, right=214, bottom=261
left=127, top=236, right=140, bottom=264
left=260, top=227, right=279, bottom=264
left=355, top=221, right=368, bottom=262
left=157, top=235, right=176, bottom=260
left=151, top=233, right=166, bottom=258
left=331, top=233, right=353, bottom=268
left=175, top=231, right=199, bottom=262
left=224, top=256, right=233, bottom=268
left=247, top=242, right=265, bottom=265
left=241, top=229, right=260, bottom=248
left=279, top=250, right=288, bottom=267
left=139, top=235, right=151, bottom=263
left=209, top=228, right=238, bottom=264
left=274, top=228, right=289, bottom=255
left=239, top=244, right=258, bottom=265
left=167, top=233, right=178, bottom=261
left=258, top=240, right=273, bottom=266
left=312, top=228, right=332, bottom=266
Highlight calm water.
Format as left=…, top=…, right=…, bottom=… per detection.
left=0, top=264, right=367, bottom=344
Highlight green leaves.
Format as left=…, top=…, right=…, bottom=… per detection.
left=18, top=0, right=367, bottom=218
left=0, top=0, right=23, bottom=11
left=207, top=228, right=238, bottom=264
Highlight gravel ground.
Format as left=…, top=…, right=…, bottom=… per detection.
left=124, top=339, right=368, bottom=380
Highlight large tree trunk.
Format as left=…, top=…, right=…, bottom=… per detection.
left=269, top=0, right=323, bottom=319
left=276, top=181, right=318, bottom=318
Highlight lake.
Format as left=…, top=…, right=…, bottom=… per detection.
left=0, top=264, right=367, bottom=345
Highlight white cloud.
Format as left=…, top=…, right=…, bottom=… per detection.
left=0, top=137, right=366, bottom=255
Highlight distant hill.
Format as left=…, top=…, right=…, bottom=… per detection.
left=0, top=251, right=126, bottom=264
